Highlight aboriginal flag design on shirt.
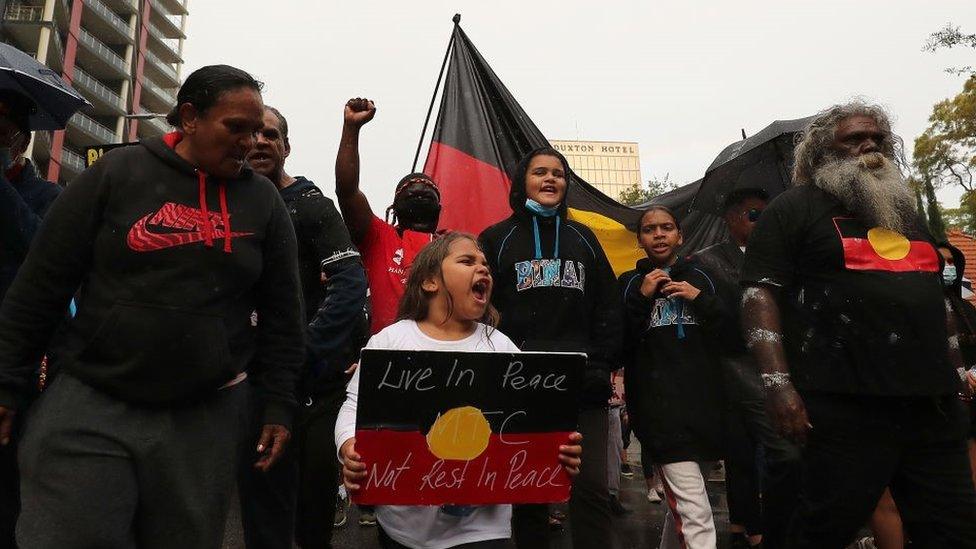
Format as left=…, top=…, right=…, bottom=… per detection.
left=832, top=217, right=940, bottom=273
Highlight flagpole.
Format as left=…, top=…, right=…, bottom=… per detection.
left=411, top=14, right=460, bottom=173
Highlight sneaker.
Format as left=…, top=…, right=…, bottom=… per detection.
left=359, top=511, right=377, bottom=527
left=547, top=514, right=564, bottom=531
left=646, top=489, right=662, bottom=504
left=609, top=495, right=631, bottom=516
left=333, top=497, right=348, bottom=528
left=847, top=537, right=877, bottom=549
left=620, top=463, right=635, bottom=479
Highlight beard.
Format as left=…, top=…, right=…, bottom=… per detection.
left=811, top=152, right=916, bottom=233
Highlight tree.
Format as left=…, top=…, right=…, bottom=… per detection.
left=618, top=174, right=678, bottom=206
left=913, top=76, right=976, bottom=195
left=924, top=24, right=976, bottom=76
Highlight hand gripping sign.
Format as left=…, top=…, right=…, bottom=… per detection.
left=354, top=349, right=584, bottom=505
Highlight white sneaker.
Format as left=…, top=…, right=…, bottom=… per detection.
left=646, top=489, right=662, bottom=504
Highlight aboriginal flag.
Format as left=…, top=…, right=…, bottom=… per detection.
left=422, top=24, right=643, bottom=275
left=423, top=23, right=727, bottom=273
left=832, top=217, right=940, bottom=273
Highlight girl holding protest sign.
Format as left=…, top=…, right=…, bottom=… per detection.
left=619, top=206, right=732, bottom=549
left=336, top=232, right=583, bottom=549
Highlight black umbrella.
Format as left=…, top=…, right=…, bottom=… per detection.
left=690, top=115, right=815, bottom=215
left=0, top=42, right=90, bottom=130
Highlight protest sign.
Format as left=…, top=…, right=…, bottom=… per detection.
left=354, top=349, right=584, bottom=505
left=84, top=142, right=137, bottom=167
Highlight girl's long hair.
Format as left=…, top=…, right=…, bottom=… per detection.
left=396, top=232, right=500, bottom=329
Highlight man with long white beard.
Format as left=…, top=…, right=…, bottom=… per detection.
left=740, top=102, right=976, bottom=548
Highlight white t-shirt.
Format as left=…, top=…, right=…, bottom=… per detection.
left=335, top=319, right=520, bottom=549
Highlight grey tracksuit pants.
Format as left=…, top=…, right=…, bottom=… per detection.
left=16, top=372, right=248, bottom=549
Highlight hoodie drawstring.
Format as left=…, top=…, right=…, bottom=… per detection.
left=197, top=170, right=233, bottom=253
left=197, top=170, right=214, bottom=249
left=218, top=182, right=232, bottom=253
left=531, top=215, right=561, bottom=260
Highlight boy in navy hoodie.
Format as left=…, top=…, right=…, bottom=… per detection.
left=479, top=147, right=622, bottom=549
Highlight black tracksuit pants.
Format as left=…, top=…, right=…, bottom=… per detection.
left=512, top=407, right=616, bottom=549
left=239, top=384, right=345, bottom=549
left=726, top=393, right=802, bottom=549
left=787, top=392, right=976, bottom=549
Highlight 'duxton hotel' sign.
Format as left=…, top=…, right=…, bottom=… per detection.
left=551, top=140, right=640, bottom=157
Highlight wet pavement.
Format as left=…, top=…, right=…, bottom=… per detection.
left=224, top=441, right=734, bottom=548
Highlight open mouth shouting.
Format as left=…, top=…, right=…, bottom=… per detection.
left=471, top=276, right=492, bottom=306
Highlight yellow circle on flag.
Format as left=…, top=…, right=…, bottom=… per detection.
left=426, top=406, right=492, bottom=461
left=867, top=227, right=911, bottom=260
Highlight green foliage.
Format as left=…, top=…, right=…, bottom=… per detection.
left=618, top=174, right=678, bottom=206
left=924, top=24, right=976, bottom=76
left=913, top=76, right=976, bottom=192
left=944, top=191, right=976, bottom=235
left=924, top=176, right=948, bottom=240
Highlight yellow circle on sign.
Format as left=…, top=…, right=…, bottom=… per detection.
left=426, top=406, right=492, bottom=461
left=867, top=227, right=911, bottom=260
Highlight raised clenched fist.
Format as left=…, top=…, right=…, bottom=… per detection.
left=344, top=98, right=376, bottom=128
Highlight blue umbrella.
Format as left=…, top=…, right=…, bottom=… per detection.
left=0, top=42, right=90, bottom=130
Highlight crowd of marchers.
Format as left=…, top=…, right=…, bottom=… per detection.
left=0, top=63, right=975, bottom=549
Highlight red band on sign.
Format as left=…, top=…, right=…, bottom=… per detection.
left=352, top=429, right=573, bottom=506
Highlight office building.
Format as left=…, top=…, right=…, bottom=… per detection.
left=1, top=0, right=188, bottom=183
left=550, top=139, right=641, bottom=202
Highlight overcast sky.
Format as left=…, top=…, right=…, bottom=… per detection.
left=181, top=0, right=975, bottom=211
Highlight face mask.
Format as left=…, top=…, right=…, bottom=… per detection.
left=525, top=198, right=558, bottom=217
left=944, top=264, right=958, bottom=285
left=394, top=196, right=441, bottom=232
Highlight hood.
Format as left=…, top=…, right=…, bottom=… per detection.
left=141, top=131, right=251, bottom=254
left=280, top=176, right=315, bottom=198
left=938, top=241, right=966, bottom=293
left=141, top=132, right=256, bottom=181
left=508, top=146, right=572, bottom=219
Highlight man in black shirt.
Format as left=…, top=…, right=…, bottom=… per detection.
left=695, top=189, right=800, bottom=549
left=241, top=106, right=368, bottom=549
left=741, top=101, right=976, bottom=548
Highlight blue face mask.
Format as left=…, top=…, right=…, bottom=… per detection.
left=944, top=264, right=958, bottom=285
left=524, top=198, right=558, bottom=217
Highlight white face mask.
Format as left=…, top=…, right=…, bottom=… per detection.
left=944, top=264, right=958, bottom=285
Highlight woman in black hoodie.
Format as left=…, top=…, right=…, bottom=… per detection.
left=479, top=146, right=621, bottom=549
left=619, top=205, right=731, bottom=549
left=0, top=65, right=304, bottom=548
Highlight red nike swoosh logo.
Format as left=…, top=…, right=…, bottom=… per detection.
left=126, top=202, right=253, bottom=252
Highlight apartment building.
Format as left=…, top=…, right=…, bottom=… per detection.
left=0, top=0, right=188, bottom=183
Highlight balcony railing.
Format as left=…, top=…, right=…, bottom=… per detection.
left=78, top=28, right=127, bottom=73
left=61, top=147, right=86, bottom=173
left=70, top=111, right=116, bottom=143
left=141, top=74, right=176, bottom=106
left=144, top=48, right=177, bottom=81
left=83, top=0, right=132, bottom=39
left=74, top=67, right=124, bottom=110
left=147, top=20, right=181, bottom=59
left=3, top=4, right=45, bottom=22
left=144, top=115, right=169, bottom=135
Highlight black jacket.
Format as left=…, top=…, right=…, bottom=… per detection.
left=479, top=148, right=622, bottom=409
left=0, top=160, right=61, bottom=303
left=619, top=256, right=731, bottom=463
left=280, top=176, right=368, bottom=394
left=693, top=240, right=764, bottom=402
left=0, top=134, right=304, bottom=426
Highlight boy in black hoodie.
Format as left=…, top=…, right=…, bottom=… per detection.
left=0, top=65, right=304, bottom=548
left=479, top=147, right=622, bottom=549
left=619, top=206, right=731, bottom=549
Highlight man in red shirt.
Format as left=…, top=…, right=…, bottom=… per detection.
left=335, top=98, right=438, bottom=334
